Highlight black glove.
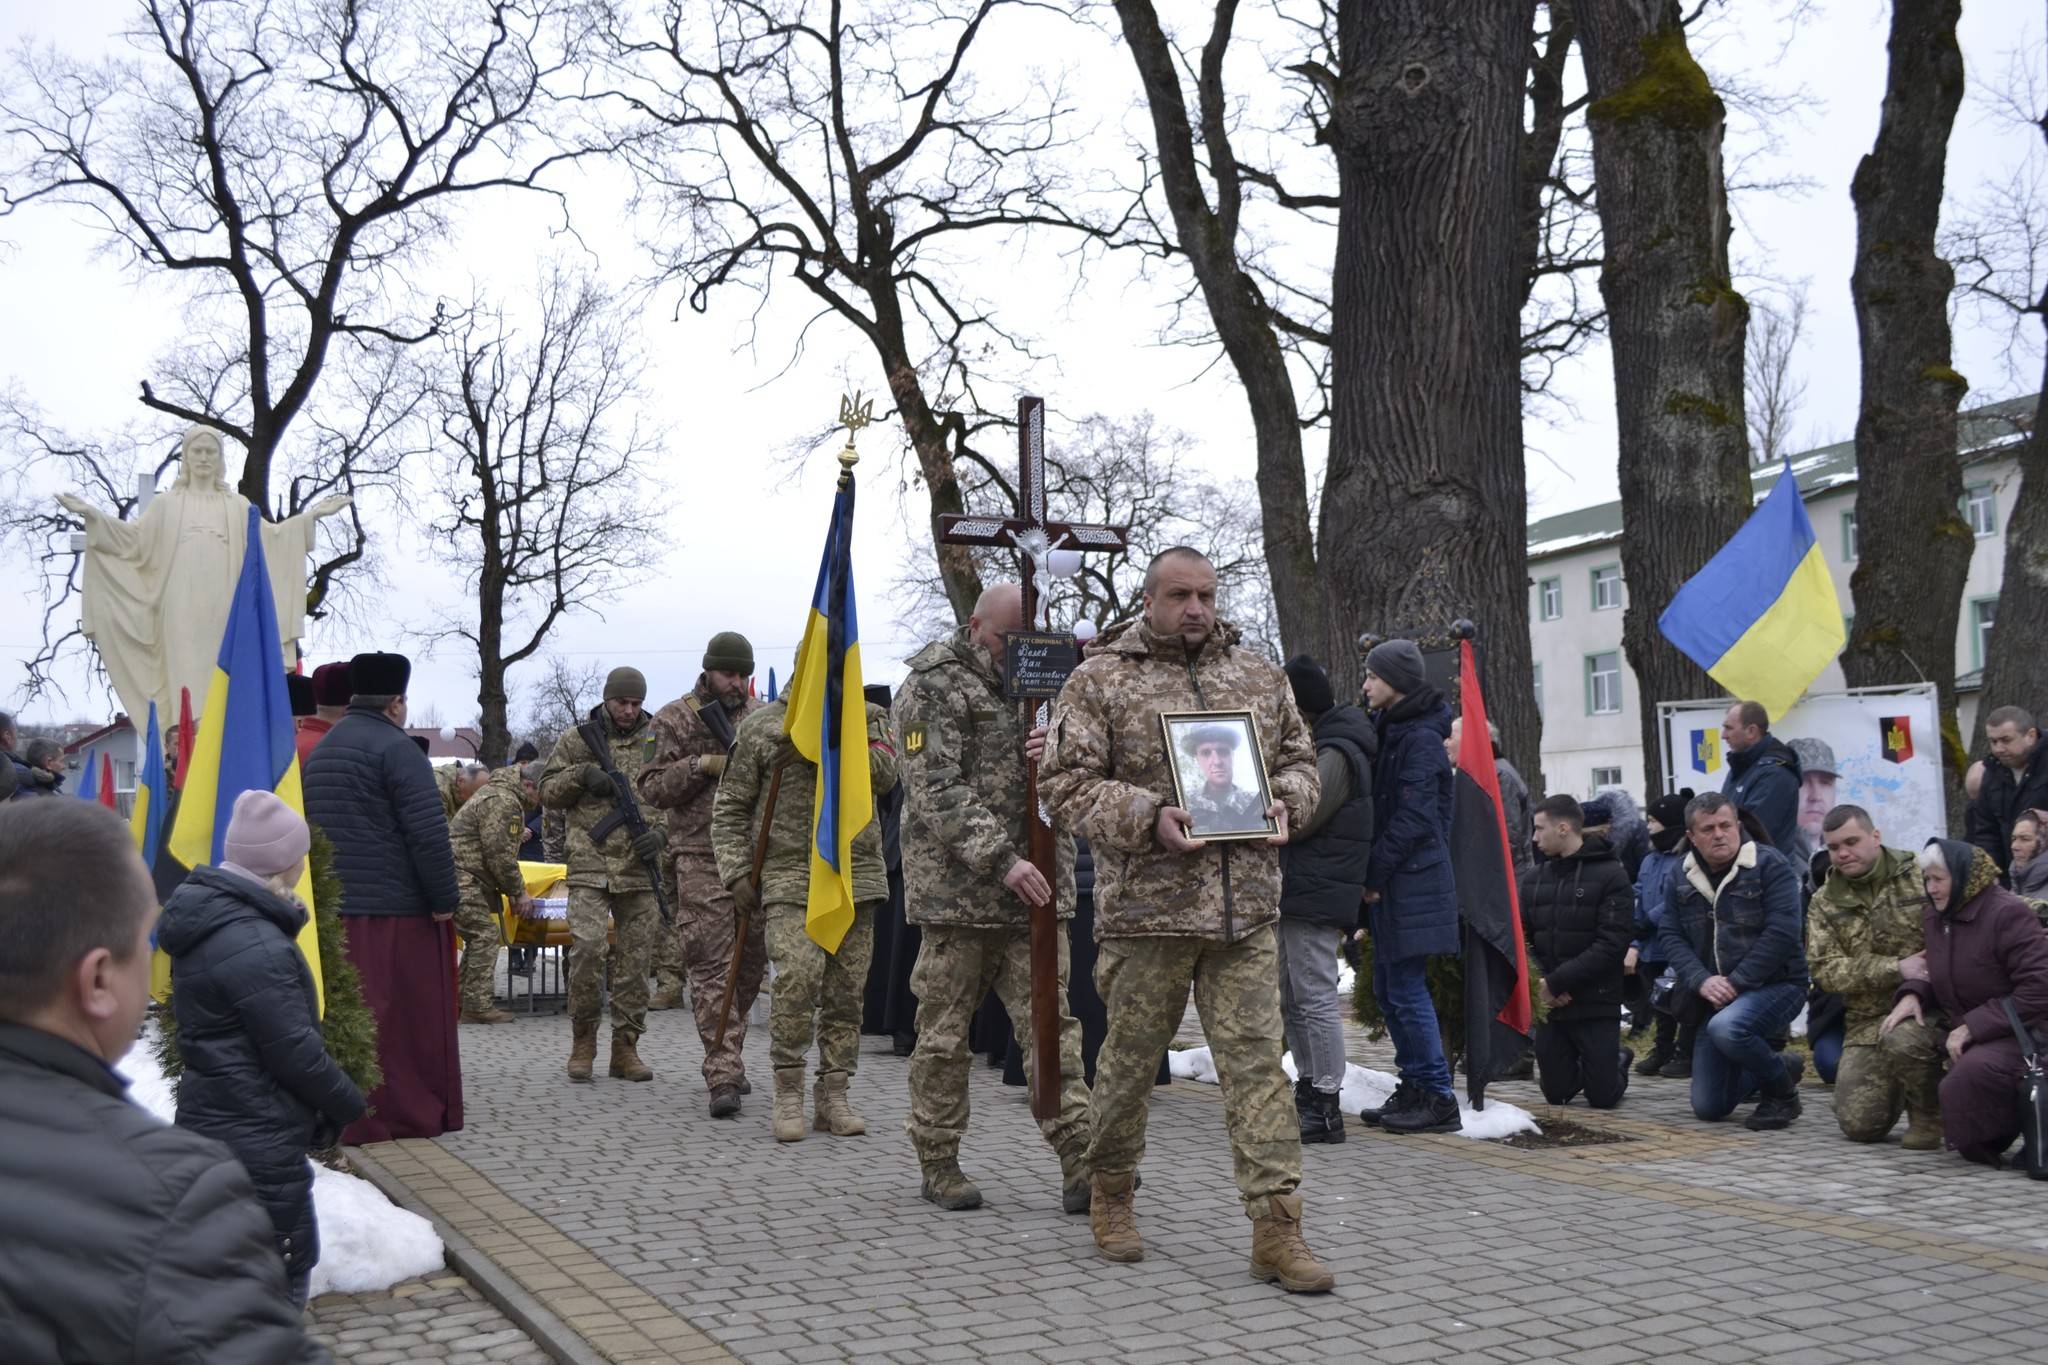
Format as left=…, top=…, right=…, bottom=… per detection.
left=731, top=877, right=760, bottom=917
left=309, top=1118, right=341, bottom=1152
left=631, top=828, right=664, bottom=862
left=580, top=764, right=613, bottom=798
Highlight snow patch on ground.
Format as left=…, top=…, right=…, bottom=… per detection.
left=116, top=1023, right=445, bottom=1296
left=1168, top=1046, right=1540, bottom=1141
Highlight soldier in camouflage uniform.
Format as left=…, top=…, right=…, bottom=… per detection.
left=436, top=762, right=486, bottom=822
left=894, top=585, right=1090, bottom=1212
left=539, top=667, right=667, bottom=1085
left=1807, top=804, right=1945, bottom=1148
left=1040, top=547, right=1333, bottom=1294
left=711, top=694, right=898, bottom=1142
left=639, top=632, right=767, bottom=1117
left=452, top=761, right=542, bottom=1024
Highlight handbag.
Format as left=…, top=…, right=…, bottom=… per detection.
left=1649, top=968, right=1710, bottom=1028
left=2000, top=997, right=2048, bottom=1180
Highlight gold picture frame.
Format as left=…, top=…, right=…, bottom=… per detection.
left=1158, top=709, right=1277, bottom=842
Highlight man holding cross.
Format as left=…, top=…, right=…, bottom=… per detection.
left=894, top=582, right=1092, bottom=1213
left=1040, top=546, right=1335, bottom=1294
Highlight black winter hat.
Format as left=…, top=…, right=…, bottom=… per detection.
left=1284, top=655, right=1335, bottom=718
left=1646, top=788, right=1694, bottom=830
left=285, top=672, right=315, bottom=718
left=1363, top=638, right=1428, bottom=696
left=349, top=651, right=412, bottom=696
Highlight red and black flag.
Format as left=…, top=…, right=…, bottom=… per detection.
left=1451, top=638, right=1532, bottom=1106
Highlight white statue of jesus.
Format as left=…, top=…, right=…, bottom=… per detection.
left=57, top=424, right=351, bottom=729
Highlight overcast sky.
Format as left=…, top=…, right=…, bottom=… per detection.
left=0, top=0, right=2039, bottom=729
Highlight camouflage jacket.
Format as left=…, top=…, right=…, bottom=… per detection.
left=1040, top=619, right=1318, bottom=942
left=893, top=630, right=1075, bottom=928
left=435, top=765, right=461, bottom=822
left=1808, top=845, right=1926, bottom=1045
left=638, top=677, right=761, bottom=857
left=709, top=698, right=899, bottom=910
left=538, top=706, right=660, bottom=891
left=451, top=766, right=533, bottom=902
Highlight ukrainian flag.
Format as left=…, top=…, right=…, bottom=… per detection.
left=163, top=507, right=323, bottom=1011
left=782, top=472, right=871, bottom=953
left=131, top=701, right=166, bottom=866
left=1658, top=461, right=1845, bottom=721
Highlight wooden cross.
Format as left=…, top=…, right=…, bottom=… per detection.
left=939, top=395, right=1129, bottom=1121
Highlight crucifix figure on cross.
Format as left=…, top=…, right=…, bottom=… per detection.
left=938, top=396, right=1129, bottom=1122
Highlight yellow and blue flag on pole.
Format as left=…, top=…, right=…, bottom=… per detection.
left=131, top=700, right=166, bottom=866
left=782, top=472, right=871, bottom=953
left=163, top=506, right=323, bottom=1012
left=1658, top=462, right=1845, bottom=721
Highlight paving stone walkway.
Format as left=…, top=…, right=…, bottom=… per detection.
left=308, top=1274, right=549, bottom=1363
left=353, top=1002, right=2048, bottom=1364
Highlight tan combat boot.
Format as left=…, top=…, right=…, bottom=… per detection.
left=919, top=1158, right=983, bottom=1211
left=812, top=1071, right=867, bottom=1136
left=461, top=1007, right=516, bottom=1025
left=566, top=1020, right=598, bottom=1083
left=1089, top=1171, right=1143, bottom=1263
left=1902, top=1107, right=1945, bottom=1152
left=772, top=1066, right=807, bottom=1143
left=1249, top=1193, right=1336, bottom=1294
left=608, top=1030, right=654, bottom=1082
left=648, top=979, right=684, bottom=1011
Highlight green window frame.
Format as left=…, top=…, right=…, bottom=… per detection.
left=1537, top=576, right=1563, bottom=621
left=1971, top=595, right=1997, bottom=669
left=1841, top=508, right=1858, bottom=561
left=1590, top=564, right=1622, bottom=611
left=1965, top=484, right=1997, bottom=537
left=1585, top=651, right=1622, bottom=716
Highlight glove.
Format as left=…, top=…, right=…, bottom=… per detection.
left=309, top=1118, right=341, bottom=1152
left=630, top=828, right=664, bottom=862
left=732, top=877, right=760, bottom=917
left=580, top=764, right=613, bottom=797
left=697, top=752, right=726, bottom=778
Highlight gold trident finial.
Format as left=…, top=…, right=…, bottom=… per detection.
left=836, top=391, right=874, bottom=476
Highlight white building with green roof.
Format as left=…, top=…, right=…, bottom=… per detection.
left=1524, top=394, right=2033, bottom=799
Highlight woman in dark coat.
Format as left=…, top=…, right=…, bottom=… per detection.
left=1883, top=838, right=2048, bottom=1166
left=160, top=790, right=367, bottom=1303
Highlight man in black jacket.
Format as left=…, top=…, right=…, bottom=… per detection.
left=1720, top=701, right=1801, bottom=855
left=303, top=651, right=464, bottom=1142
left=1968, top=706, right=2048, bottom=875
left=1519, top=795, right=1635, bottom=1108
left=0, top=800, right=328, bottom=1364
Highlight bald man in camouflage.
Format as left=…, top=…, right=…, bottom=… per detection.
left=451, top=759, right=542, bottom=1024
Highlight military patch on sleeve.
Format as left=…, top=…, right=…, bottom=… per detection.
left=904, top=724, right=927, bottom=754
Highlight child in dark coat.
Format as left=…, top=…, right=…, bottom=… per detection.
left=160, top=790, right=366, bottom=1303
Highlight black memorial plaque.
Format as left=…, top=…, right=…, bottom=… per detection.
left=1004, top=630, right=1080, bottom=701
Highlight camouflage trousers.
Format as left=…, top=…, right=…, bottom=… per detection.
left=1087, top=924, right=1300, bottom=1218
left=650, top=854, right=688, bottom=990
left=567, top=884, right=660, bottom=1035
left=905, top=924, right=1091, bottom=1165
left=1836, top=1017, right=1944, bottom=1143
left=453, top=888, right=503, bottom=1016
left=764, top=901, right=877, bottom=1076
left=677, top=853, right=767, bottom=1091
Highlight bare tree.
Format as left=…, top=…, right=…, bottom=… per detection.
left=516, top=653, right=606, bottom=758
left=604, top=0, right=1127, bottom=625
left=1576, top=0, right=1755, bottom=769
left=0, top=0, right=621, bottom=601
left=423, top=268, right=669, bottom=765
left=1744, top=283, right=1810, bottom=467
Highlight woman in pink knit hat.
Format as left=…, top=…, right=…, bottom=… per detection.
left=158, top=789, right=366, bottom=1304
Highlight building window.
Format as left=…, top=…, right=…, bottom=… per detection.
left=1591, top=766, right=1623, bottom=792
left=1537, top=576, right=1562, bottom=621
left=1841, top=508, right=1858, bottom=561
left=1533, top=662, right=1544, bottom=715
left=1591, top=564, right=1622, bottom=611
left=1972, top=596, right=1997, bottom=669
left=1586, top=652, right=1622, bottom=716
left=1965, top=484, right=1997, bottom=537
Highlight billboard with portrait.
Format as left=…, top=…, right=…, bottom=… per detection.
left=1658, top=684, right=1946, bottom=864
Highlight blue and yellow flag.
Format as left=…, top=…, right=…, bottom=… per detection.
left=1658, top=463, right=1845, bottom=720
left=782, top=474, right=871, bottom=953
left=163, top=507, right=323, bottom=1011
left=131, top=701, right=166, bottom=867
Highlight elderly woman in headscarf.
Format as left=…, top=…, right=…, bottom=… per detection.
left=1881, top=838, right=2048, bottom=1166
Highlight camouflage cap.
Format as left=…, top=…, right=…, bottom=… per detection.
left=1789, top=736, right=1838, bottom=778
left=1181, top=722, right=1242, bottom=757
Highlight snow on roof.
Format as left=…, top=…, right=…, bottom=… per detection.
left=1526, top=393, right=2035, bottom=561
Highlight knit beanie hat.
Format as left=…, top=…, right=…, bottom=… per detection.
left=1363, top=638, right=1427, bottom=697
left=702, top=632, right=755, bottom=675
left=1646, top=788, right=1693, bottom=831
left=223, top=789, right=309, bottom=877
left=1283, top=655, right=1334, bottom=718
left=604, top=666, right=648, bottom=702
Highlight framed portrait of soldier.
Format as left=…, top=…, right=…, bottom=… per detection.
left=1159, top=710, right=1276, bottom=841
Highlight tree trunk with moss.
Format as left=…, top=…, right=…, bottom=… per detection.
left=1318, top=0, right=1542, bottom=784
left=1577, top=2, right=1754, bottom=766
left=1840, top=0, right=1969, bottom=825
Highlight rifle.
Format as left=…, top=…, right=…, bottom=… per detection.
left=577, top=718, right=674, bottom=927
left=715, top=758, right=788, bottom=1047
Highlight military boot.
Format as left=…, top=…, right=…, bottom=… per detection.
left=648, top=979, right=684, bottom=1011
left=461, top=1007, right=516, bottom=1025
left=772, top=1066, right=807, bottom=1142
left=1089, top=1171, right=1143, bottom=1263
left=920, top=1158, right=984, bottom=1211
left=1902, top=1059, right=1944, bottom=1151
left=566, top=1020, right=598, bottom=1083
left=812, top=1072, right=866, bottom=1136
left=609, top=1031, right=654, bottom=1082
left=1901, top=1109, right=1944, bottom=1151
left=1058, top=1142, right=1092, bottom=1215
left=1295, top=1079, right=1346, bottom=1145
left=1249, top=1193, right=1336, bottom=1294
